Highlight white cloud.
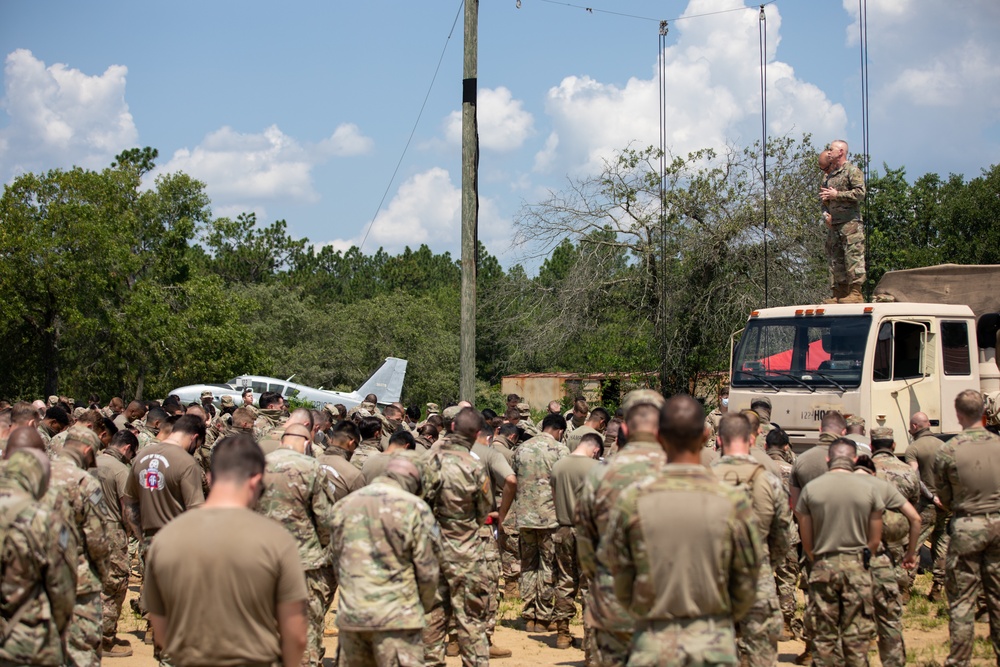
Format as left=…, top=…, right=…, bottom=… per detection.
left=153, top=122, right=374, bottom=203
left=535, top=1, right=846, bottom=176
left=843, top=0, right=1000, bottom=172
left=0, top=49, right=138, bottom=180
left=322, top=166, right=509, bottom=255
left=443, top=86, right=534, bottom=152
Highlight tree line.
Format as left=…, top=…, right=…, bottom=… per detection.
left=1, top=139, right=996, bottom=408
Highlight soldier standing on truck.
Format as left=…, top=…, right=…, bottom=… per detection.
left=819, top=140, right=866, bottom=305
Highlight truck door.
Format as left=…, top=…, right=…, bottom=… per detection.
left=870, top=319, right=936, bottom=445
left=938, top=320, right=977, bottom=434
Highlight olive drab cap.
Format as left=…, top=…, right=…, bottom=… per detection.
left=426, top=403, right=440, bottom=416
left=64, top=425, right=102, bottom=451
left=870, top=426, right=893, bottom=441
left=220, top=395, right=235, bottom=408
left=846, top=415, right=865, bottom=427
left=200, top=390, right=214, bottom=401
left=516, top=402, right=531, bottom=418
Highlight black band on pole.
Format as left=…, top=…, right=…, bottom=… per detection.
left=463, top=78, right=477, bottom=106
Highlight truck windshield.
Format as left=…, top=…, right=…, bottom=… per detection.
left=732, top=315, right=871, bottom=389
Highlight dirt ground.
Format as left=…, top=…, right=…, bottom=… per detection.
left=110, top=574, right=996, bottom=666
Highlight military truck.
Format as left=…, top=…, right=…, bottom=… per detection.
left=728, top=265, right=1000, bottom=454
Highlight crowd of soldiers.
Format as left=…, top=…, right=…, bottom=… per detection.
left=1, top=383, right=999, bottom=667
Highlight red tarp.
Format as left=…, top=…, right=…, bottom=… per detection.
left=749, top=338, right=830, bottom=372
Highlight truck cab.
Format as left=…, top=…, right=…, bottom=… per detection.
left=728, top=302, right=985, bottom=454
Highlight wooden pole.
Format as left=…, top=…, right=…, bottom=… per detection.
left=460, top=0, right=479, bottom=402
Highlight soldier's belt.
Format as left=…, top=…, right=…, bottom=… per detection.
left=813, top=551, right=866, bottom=562
left=636, top=614, right=733, bottom=631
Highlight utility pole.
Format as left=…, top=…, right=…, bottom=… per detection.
left=460, top=0, right=479, bottom=402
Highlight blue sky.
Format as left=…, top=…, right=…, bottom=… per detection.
left=2, top=0, right=998, bottom=266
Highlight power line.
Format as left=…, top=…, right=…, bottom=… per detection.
left=858, top=0, right=871, bottom=290
left=535, top=0, right=778, bottom=25
left=358, top=0, right=464, bottom=253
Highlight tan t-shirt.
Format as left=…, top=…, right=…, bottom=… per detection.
left=317, top=448, right=366, bottom=502
left=795, top=471, right=885, bottom=556
left=904, top=429, right=942, bottom=495
left=124, top=442, right=205, bottom=533
left=550, top=454, right=599, bottom=526
left=143, top=507, right=308, bottom=666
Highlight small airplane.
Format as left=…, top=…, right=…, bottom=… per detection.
left=167, top=357, right=408, bottom=410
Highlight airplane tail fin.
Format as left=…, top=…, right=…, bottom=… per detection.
left=357, top=358, right=408, bottom=404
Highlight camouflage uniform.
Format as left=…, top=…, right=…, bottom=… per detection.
left=253, top=408, right=285, bottom=441
left=471, top=441, right=514, bottom=642
left=822, top=160, right=866, bottom=291
left=258, top=447, right=336, bottom=667
left=350, top=437, right=383, bottom=471
left=94, top=447, right=132, bottom=647
left=602, top=463, right=762, bottom=667
left=491, top=434, right=520, bottom=589
left=934, top=425, right=1000, bottom=667
left=37, top=422, right=55, bottom=452
left=0, top=452, right=77, bottom=666
left=330, top=474, right=440, bottom=667
left=512, top=432, right=568, bottom=626
left=905, top=427, right=948, bottom=591
left=766, top=447, right=802, bottom=637
left=712, top=454, right=792, bottom=667
left=871, top=447, right=920, bottom=667
left=574, top=432, right=667, bottom=667
left=421, top=432, right=492, bottom=667
left=44, top=447, right=112, bottom=667
left=796, top=468, right=883, bottom=667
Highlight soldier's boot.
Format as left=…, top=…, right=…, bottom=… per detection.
left=555, top=621, right=573, bottom=649
left=143, top=621, right=154, bottom=645
left=823, top=284, right=846, bottom=304
left=504, top=579, right=520, bottom=599
left=446, top=635, right=460, bottom=656
left=794, top=649, right=812, bottom=665
left=779, top=619, right=796, bottom=641
left=524, top=619, right=537, bottom=632
left=103, top=639, right=133, bottom=658
left=839, top=285, right=865, bottom=304
left=927, top=582, right=942, bottom=602
left=546, top=619, right=559, bottom=632
left=489, top=639, right=513, bottom=659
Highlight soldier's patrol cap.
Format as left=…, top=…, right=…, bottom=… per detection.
left=65, top=425, right=102, bottom=450
left=47, top=395, right=59, bottom=406
left=360, top=401, right=377, bottom=411
left=442, top=405, right=463, bottom=422
left=282, top=424, right=312, bottom=441
left=750, top=397, right=771, bottom=410
left=846, top=415, right=866, bottom=427
left=621, top=389, right=666, bottom=415
left=516, top=402, right=531, bottom=417
left=200, top=390, right=214, bottom=400
left=870, top=426, right=893, bottom=441
left=426, top=403, right=440, bottom=415
left=73, top=406, right=87, bottom=419
left=220, top=395, right=235, bottom=408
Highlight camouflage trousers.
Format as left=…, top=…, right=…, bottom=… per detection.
left=499, top=511, right=520, bottom=584
left=586, top=627, right=630, bottom=667
left=67, top=591, right=103, bottom=667
left=944, top=514, right=1000, bottom=667
left=737, top=561, right=781, bottom=667
left=871, top=552, right=906, bottom=667
left=825, top=219, right=866, bottom=289
left=519, top=527, right=556, bottom=623
left=339, top=628, right=423, bottom=667
left=628, top=617, right=738, bottom=666
left=774, top=540, right=801, bottom=636
left=553, top=526, right=580, bottom=623
left=304, top=567, right=336, bottom=667
left=918, top=501, right=950, bottom=588
left=480, top=533, right=501, bottom=637
left=101, top=523, right=130, bottom=642
left=424, top=559, right=490, bottom=667
left=806, top=554, right=876, bottom=667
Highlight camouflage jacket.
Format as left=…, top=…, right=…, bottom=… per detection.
left=574, top=434, right=666, bottom=631
left=330, top=477, right=440, bottom=631
left=421, top=433, right=491, bottom=563
left=258, top=448, right=335, bottom=570
left=935, top=426, right=1000, bottom=515
left=253, top=409, right=286, bottom=441
left=823, top=161, right=866, bottom=224
left=350, top=439, right=383, bottom=471
left=873, top=450, right=920, bottom=545
left=0, top=453, right=77, bottom=666
left=602, top=463, right=762, bottom=623
left=712, top=453, right=792, bottom=566
left=512, top=432, right=568, bottom=530
left=43, top=450, right=112, bottom=595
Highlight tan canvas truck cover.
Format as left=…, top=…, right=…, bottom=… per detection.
left=873, top=264, right=1000, bottom=320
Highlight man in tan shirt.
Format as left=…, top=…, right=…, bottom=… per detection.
left=144, top=433, right=308, bottom=667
